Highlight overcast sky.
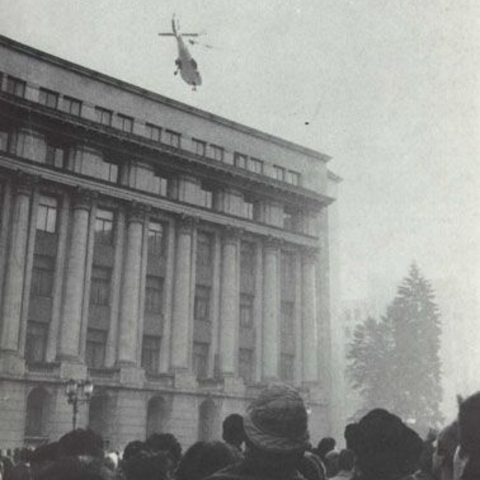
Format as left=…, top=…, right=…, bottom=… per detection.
left=1, top=1, right=479, bottom=309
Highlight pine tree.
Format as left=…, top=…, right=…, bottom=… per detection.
left=347, top=316, right=395, bottom=413
left=387, top=263, right=443, bottom=428
left=346, top=264, right=443, bottom=429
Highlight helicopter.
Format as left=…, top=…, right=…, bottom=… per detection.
left=158, top=15, right=205, bottom=90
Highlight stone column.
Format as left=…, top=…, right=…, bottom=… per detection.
left=117, top=204, right=144, bottom=365
left=171, top=216, right=194, bottom=371
left=262, top=237, right=281, bottom=380
left=46, top=193, right=70, bottom=362
left=1, top=177, right=33, bottom=352
left=105, top=209, right=125, bottom=367
left=58, top=190, right=92, bottom=360
left=219, top=229, right=240, bottom=376
left=302, top=248, right=319, bottom=383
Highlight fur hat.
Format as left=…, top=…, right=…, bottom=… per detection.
left=243, top=383, right=310, bottom=453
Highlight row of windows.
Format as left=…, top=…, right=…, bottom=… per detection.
left=25, top=322, right=264, bottom=382
left=1, top=126, right=308, bottom=229
left=2, top=74, right=302, bottom=186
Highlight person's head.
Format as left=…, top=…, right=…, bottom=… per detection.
left=456, top=391, right=480, bottom=480
left=242, top=383, right=310, bottom=468
left=57, top=429, right=104, bottom=459
left=349, top=409, right=423, bottom=480
left=344, top=424, right=357, bottom=451
left=432, top=421, right=459, bottom=479
left=122, top=451, right=171, bottom=480
left=222, top=414, right=246, bottom=449
left=177, top=441, right=242, bottom=480
left=123, top=441, right=146, bottom=461
left=338, top=449, right=354, bottom=472
left=316, top=437, right=336, bottom=461
left=145, top=433, right=182, bottom=467
left=35, top=456, right=114, bottom=480
left=418, top=440, right=434, bottom=475
left=324, top=450, right=340, bottom=477
left=298, top=451, right=324, bottom=480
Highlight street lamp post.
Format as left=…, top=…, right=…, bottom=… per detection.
left=65, top=379, right=94, bottom=430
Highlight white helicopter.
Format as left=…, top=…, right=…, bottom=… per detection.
left=158, top=15, right=207, bottom=90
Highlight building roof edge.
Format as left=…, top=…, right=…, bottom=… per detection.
left=0, top=34, right=333, bottom=164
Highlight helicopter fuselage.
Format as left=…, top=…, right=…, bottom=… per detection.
left=175, top=35, right=202, bottom=87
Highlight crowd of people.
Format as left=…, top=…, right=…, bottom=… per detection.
left=0, top=384, right=478, bottom=480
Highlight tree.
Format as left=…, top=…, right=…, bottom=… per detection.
left=387, top=263, right=443, bottom=428
left=346, top=316, right=395, bottom=412
left=347, top=263, right=443, bottom=429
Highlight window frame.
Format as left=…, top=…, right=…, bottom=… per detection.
left=95, top=107, right=113, bottom=127
left=146, top=123, right=162, bottom=142
left=38, top=88, right=59, bottom=109
left=36, top=195, right=58, bottom=233
left=6, top=76, right=26, bottom=97
left=192, top=138, right=207, bottom=156
left=63, top=96, right=82, bottom=116
left=117, top=113, right=134, bottom=133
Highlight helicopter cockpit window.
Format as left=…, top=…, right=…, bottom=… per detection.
left=190, top=59, right=198, bottom=69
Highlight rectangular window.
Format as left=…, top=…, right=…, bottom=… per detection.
left=283, top=210, right=295, bottom=231
left=85, top=328, right=107, bottom=368
left=6, top=76, right=26, bottom=97
left=25, top=322, right=48, bottom=364
left=196, top=232, right=213, bottom=269
left=145, top=275, right=163, bottom=314
left=46, top=144, right=66, bottom=168
left=164, top=129, right=181, bottom=148
left=243, top=199, right=254, bottom=219
left=280, top=353, right=294, bottom=383
left=94, top=209, right=114, bottom=245
left=95, top=107, right=113, bottom=126
left=194, top=286, right=211, bottom=322
left=101, top=161, right=119, bottom=183
left=63, top=96, right=82, bottom=116
left=199, top=186, right=213, bottom=209
left=248, top=157, right=264, bottom=174
left=193, top=342, right=209, bottom=378
left=31, top=255, right=55, bottom=298
left=36, top=195, right=58, bottom=233
left=152, top=172, right=168, bottom=197
left=209, top=144, right=224, bottom=162
left=118, top=114, right=134, bottom=133
left=141, top=335, right=161, bottom=374
left=239, top=348, right=254, bottom=384
left=240, top=243, right=255, bottom=275
left=286, top=170, right=301, bottom=186
left=273, top=165, right=286, bottom=181
left=0, top=129, right=9, bottom=151
left=192, top=138, right=206, bottom=156
left=146, top=123, right=162, bottom=142
left=38, top=88, right=59, bottom=109
left=234, top=152, right=247, bottom=168
left=281, top=252, right=295, bottom=289
left=281, top=301, right=295, bottom=343
left=148, top=221, right=165, bottom=257
left=90, top=267, right=111, bottom=306
left=240, top=294, right=254, bottom=329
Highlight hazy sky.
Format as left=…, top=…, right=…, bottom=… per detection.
left=1, top=0, right=479, bottom=308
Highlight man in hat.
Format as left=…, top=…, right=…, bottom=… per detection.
left=206, top=383, right=311, bottom=480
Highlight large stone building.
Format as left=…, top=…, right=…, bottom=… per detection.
left=0, top=35, right=339, bottom=449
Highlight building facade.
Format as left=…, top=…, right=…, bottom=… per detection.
left=0, top=35, right=338, bottom=449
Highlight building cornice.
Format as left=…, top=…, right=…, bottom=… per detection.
left=0, top=34, right=331, bottom=163
left=0, top=154, right=321, bottom=249
left=0, top=93, right=334, bottom=209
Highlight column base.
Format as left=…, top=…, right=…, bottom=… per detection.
left=222, top=375, right=246, bottom=395
left=116, top=364, right=145, bottom=386
left=58, top=361, right=87, bottom=380
left=0, top=350, right=25, bottom=376
left=173, top=370, right=197, bottom=390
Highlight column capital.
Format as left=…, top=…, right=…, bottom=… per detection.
left=12, top=172, right=38, bottom=196
left=71, top=188, right=96, bottom=210
left=301, top=247, right=319, bottom=264
left=222, top=226, right=243, bottom=244
left=126, top=201, right=148, bottom=224
left=177, top=214, right=196, bottom=235
left=264, top=235, right=282, bottom=251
